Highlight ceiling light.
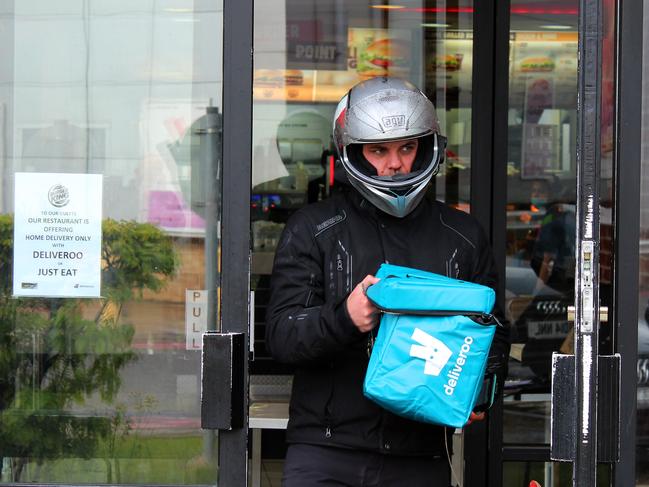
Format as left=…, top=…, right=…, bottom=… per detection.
left=540, top=24, right=573, bottom=30
left=371, top=5, right=406, bottom=10
left=421, top=23, right=450, bottom=28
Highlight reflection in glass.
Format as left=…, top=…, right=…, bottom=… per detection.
left=0, top=2, right=222, bottom=483
left=503, top=461, right=611, bottom=486
left=249, top=0, right=475, bottom=378
left=249, top=3, right=475, bottom=476
left=504, top=1, right=579, bottom=444
left=504, top=0, right=617, bottom=450
left=252, top=0, right=475, bottom=212
left=0, top=219, right=175, bottom=482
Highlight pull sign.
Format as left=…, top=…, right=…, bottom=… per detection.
left=186, top=290, right=208, bottom=350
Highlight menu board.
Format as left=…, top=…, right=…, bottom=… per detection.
left=509, top=32, right=578, bottom=113
left=285, top=19, right=348, bottom=71
left=252, top=28, right=578, bottom=114
left=253, top=28, right=412, bottom=103
left=509, top=32, right=578, bottom=178
left=521, top=124, right=561, bottom=179
left=424, top=30, right=473, bottom=95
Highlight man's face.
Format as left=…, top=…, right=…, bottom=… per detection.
left=361, top=138, right=419, bottom=176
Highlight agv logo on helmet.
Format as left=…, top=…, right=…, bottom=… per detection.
left=382, top=115, right=406, bottom=129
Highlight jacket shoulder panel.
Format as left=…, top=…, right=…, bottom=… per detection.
left=433, top=201, right=485, bottom=249
left=284, top=193, right=351, bottom=241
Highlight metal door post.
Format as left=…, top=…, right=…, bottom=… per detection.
left=218, top=0, right=254, bottom=485
left=549, top=1, right=621, bottom=484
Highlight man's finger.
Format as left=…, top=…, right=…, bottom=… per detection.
left=471, top=412, right=485, bottom=422
left=465, top=411, right=485, bottom=426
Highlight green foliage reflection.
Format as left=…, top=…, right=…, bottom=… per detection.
left=0, top=216, right=177, bottom=481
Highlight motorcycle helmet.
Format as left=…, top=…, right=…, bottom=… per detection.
left=333, top=77, right=446, bottom=218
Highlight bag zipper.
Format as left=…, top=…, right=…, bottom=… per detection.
left=368, top=301, right=501, bottom=326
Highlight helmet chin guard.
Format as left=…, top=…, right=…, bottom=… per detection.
left=333, top=77, right=446, bottom=218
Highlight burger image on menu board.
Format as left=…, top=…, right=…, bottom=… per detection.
left=253, top=69, right=304, bottom=86
left=357, top=38, right=410, bottom=79
left=284, top=69, right=305, bottom=86
left=434, top=54, right=464, bottom=72
left=520, top=56, right=555, bottom=72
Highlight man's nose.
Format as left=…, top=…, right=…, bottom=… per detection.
left=386, top=152, right=402, bottom=170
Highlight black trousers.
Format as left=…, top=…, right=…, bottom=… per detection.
left=282, top=443, right=451, bottom=487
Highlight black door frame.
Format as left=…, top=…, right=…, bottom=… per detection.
left=465, top=0, right=510, bottom=485
left=614, top=0, right=643, bottom=484
left=219, top=0, right=253, bottom=485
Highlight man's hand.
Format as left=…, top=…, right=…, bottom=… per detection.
left=346, top=275, right=380, bottom=333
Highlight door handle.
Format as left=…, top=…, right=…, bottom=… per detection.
left=566, top=305, right=608, bottom=323
left=201, top=332, right=246, bottom=430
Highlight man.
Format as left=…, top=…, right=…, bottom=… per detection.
left=266, top=77, right=509, bottom=486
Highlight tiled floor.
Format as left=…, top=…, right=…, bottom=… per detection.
left=258, top=460, right=283, bottom=487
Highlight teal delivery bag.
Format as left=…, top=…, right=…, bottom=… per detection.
left=363, top=264, right=497, bottom=428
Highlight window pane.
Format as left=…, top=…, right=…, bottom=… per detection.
left=0, top=1, right=222, bottom=483
left=503, top=1, right=579, bottom=444
left=249, top=0, right=475, bottom=471
left=504, top=0, right=616, bottom=450
left=503, top=462, right=611, bottom=486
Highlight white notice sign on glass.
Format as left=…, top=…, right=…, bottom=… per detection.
left=13, top=173, right=103, bottom=298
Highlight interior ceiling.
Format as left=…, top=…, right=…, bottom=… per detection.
left=509, top=0, right=579, bottom=30
left=287, top=0, right=579, bottom=31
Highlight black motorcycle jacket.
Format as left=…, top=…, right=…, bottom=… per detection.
left=266, top=187, right=509, bottom=456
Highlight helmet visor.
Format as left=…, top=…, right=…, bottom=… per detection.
left=342, top=132, right=446, bottom=191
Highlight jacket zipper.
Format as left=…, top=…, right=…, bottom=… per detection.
left=324, top=361, right=335, bottom=439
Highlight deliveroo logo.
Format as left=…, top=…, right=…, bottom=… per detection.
left=409, top=328, right=452, bottom=376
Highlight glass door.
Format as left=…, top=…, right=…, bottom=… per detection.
left=0, top=1, right=223, bottom=485
left=249, top=0, right=478, bottom=485
left=501, top=0, right=616, bottom=484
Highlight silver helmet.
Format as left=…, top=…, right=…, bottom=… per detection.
left=333, top=77, right=446, bottom=218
